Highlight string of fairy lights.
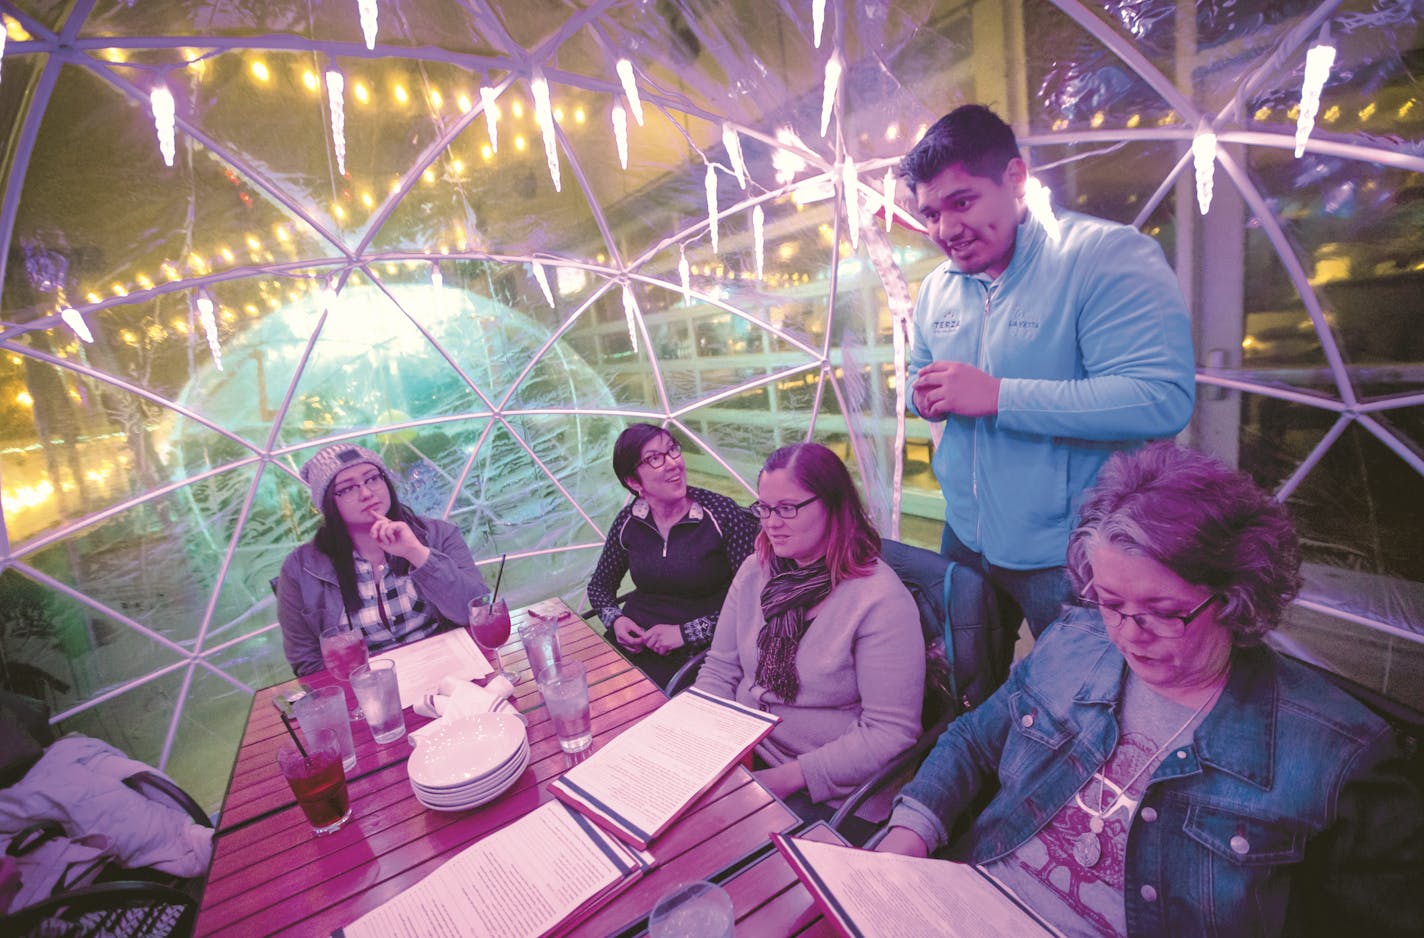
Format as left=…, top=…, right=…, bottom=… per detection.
left=0, top=4, right=1356, bottom=356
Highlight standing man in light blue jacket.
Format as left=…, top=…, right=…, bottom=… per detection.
left=901, top=105, right=1195, bottom=637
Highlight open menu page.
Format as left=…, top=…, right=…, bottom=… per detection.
left=373, top=629, right=492, bottom=709
left=335, top=801, right=651, bottom=938
left=550, top=687, right=779, bottom=849
left=773, top=834, right=1063, bottom=938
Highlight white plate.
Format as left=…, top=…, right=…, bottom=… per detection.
left=413, top=748, right=529, bottom=810
left=408, top=712, right=527, bottom=788
left=410, top=736, right=529, bottom=793
left=411, top=740, right=530, bottom=798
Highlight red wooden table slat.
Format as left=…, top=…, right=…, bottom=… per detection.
left=196, top=603, right=807, bottom=938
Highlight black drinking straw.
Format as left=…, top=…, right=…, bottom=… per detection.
left=280, top=712, right=309, bottom=760
left=491, top=553, right=507, bottom=603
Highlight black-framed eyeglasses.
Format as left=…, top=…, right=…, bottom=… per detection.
left=748, top=495, right=819, bottom=520
left=639, top=440, right=682, bottom=470
left=333, top=470, right=385, bottom=501
left=1077, top=592, right=1219, bottom=639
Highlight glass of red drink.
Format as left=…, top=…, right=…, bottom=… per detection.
left=277, top=728, right=352, bottom=835
left=320, top=625, right=369, bottom=721
left=468, top=596, right=517, bottom=684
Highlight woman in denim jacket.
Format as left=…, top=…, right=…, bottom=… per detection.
left=876, top=442, right=1421, bottom=937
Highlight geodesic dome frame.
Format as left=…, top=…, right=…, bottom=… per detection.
left=0, top=0, right=1420, bottom=808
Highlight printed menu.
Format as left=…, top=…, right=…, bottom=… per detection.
left=373, top=628, right=492, bottom=709
left=550, top=687, right=779, bottom=849
left=773, top=834, right=1063, bottom=938
left=334, top=801, right=652, bottom=938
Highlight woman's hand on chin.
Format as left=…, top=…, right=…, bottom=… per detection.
left=370, top=517, right=430, bottom=567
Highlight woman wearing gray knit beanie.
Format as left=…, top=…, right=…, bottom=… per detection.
left=275, top=443, right=489, bottom=676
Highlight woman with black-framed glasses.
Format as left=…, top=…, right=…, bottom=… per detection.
left=875, top=442, right=1422, bottom=937
left=695, top=442, right=924, bottom=840
left=276, top=443, right=488, bottom=677
left=586, top=424, right=759, bottom=689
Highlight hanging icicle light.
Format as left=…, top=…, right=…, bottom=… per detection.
left=531, top=69, right=561, bottom=192
left=325, top=64, right=346, bottom=176
left=1295, top=24, right=1336, bottom=158
left=319, top=278, right=338, bottom=313
left=151, top=81, right=176, bottom=167
left=753, top=205, right=765, bottom=280
left=60, top=307, right=93, bottom=343
left=480, top=86, right=500, bottom=152
left=1024, top=176, right=1061, bottom=241
left=678, top=245, right=691, bottom=306
left=621, top=283, right=640, bottom=354
left=820, top=56, right=841, bottom=138
left=531, top=262, right=555, bottom=307
left=356, top=0, right=378, bottom=51
left=0, top=29, right=7, bottom=88
left=1192, top=126, right=1218, bottom=216
left=812, top=0, right=826, bottom=49
left=195, top=292, right=223, bottom=370
left=723, top=124, right=748, bottom=189
left=612, top=103, right=629, bottom=170
left=705, top=165, right=719, bottom=254
left=430, top=263, right=443, bottom=291
left=616, top=59, right=644, bottom=126
left=842, top=156, right=861, bottom=249
left=882, top=168, right=896, bottom=232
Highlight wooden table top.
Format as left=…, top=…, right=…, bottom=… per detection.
left=195, top=602, right=818, bottom=937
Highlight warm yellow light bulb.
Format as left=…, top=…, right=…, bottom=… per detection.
left=251, top=60, right=270, bottom=82
left=574, top=106, right=586, bottom=124
left=422, top=168, right=436, bottom=183
left=361, top=192, right=374, bottom=208
left=480, top=143, right=493, bottom=161
left=429, top=89, right=443, bottom=109
left=457, top=93, right=472, bottom=113
left=511, top=100, right=524, bottom=119
left=302, top=70, right=319, bottom=92
left=394, top=84, right=409, bottom=105
left=514, top=135, right=527, bottom=151
left=354, top=82, right=370, bottom=104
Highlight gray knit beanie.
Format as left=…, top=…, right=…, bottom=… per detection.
left=299, top=444, right=389, bottom=507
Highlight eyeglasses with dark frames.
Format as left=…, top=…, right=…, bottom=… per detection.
left=639, top=440, right=682, bottom=470
left=747, top=495, right=819, bottom=520
left=333, top=470, right=385, bottom=501
left=1076, top=592, right=1219, bottom=639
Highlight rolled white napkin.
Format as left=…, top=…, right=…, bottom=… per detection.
left=409, top=675, right=523, bottom=742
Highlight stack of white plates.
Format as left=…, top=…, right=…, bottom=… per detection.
left=408, top=712, right=530, bottom=812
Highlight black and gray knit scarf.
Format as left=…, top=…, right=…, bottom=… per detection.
left=754, top=557, right=834, bottom=703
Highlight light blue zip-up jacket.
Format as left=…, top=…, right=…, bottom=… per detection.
left=909, top=208, right=1195, bottom=569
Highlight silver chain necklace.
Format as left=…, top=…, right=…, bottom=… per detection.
left=1072, top=682, right=1224, bottom=868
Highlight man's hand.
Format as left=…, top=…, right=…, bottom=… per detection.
left=642, top=623, right=685, bottom=656
left=873, top=826, right=930, bottom=858
left=912, top=361, right=1001, bottom=419
left=612, top=616, right=646, bottom=652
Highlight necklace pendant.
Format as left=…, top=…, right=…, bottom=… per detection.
left=1089, top=816, right=1104, bottom=834
left=1074, top=830, right=1102, bottom=867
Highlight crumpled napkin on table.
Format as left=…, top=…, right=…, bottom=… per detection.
left=409, top=675, right=523, bottom=742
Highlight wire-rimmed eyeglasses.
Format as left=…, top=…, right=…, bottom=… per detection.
left=747, top=495, right=818, bottom=520
left=333, top=470, right=385, bottom=501
left=1076, top=592, right=1220, bottom=639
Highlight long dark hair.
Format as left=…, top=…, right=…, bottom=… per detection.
left=312, top=470, right=428, bottom=617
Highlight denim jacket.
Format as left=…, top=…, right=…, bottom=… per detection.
left=894, top=606, right=1423, bottom=937
left=276, top=516, right=488, bottom=677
